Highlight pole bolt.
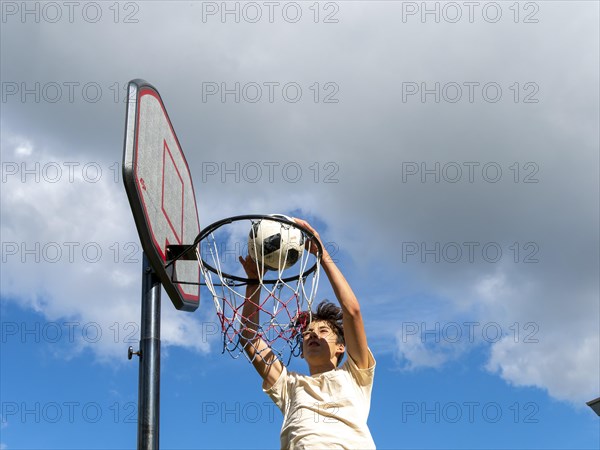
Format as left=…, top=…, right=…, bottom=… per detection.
left=128, top=346, right=141, bottom=360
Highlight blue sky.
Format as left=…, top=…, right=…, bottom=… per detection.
left=1, top=1, right=599, bottom=449
left=1, top=293, right=598, bottom=449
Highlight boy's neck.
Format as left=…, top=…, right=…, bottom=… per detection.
left=308, top=360, right=337, bottom=376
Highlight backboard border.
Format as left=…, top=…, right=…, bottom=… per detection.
left=122, top=79, right=200, bottom=312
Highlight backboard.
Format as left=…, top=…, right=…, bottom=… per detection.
left=122, top=79, right=200, bottom=312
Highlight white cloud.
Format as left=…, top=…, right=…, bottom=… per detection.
left=391, top=260, right=599, bottom=406
left=487, top=334, right=600, bottom=405
left=395, top=330, right=468, bottom=371
left=15, top=144, right=32, bottom=157
left=0, top=132, right=213, bottom=362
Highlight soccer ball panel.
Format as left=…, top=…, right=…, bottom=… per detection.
left=248, top=219, right=304, bottom=271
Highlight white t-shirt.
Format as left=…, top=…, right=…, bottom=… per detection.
left=264, top=350, right=376, bottom=450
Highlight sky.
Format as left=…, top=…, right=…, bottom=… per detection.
left=1, top=1, right=599, bottom=449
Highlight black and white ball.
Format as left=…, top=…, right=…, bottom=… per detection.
left=248, top=217, right=305, bottom=271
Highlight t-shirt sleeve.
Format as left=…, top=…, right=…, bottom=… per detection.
left=263, top=365, right=289, bottom=411
left=344, top=348, right=376, bottom=389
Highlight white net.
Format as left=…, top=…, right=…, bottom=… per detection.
left=196, top=216, right=321, bottom=366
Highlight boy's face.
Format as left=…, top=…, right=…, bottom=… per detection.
left=301, top=320, right=344, bottom=366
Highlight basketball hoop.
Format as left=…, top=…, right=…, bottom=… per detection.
left=180, top=215, right=322, bottom=365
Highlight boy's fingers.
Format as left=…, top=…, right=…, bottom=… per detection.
left=293, top=218, right=323, bottom=255
left=293, top=217, right=309, bottom=229
left=293, top=218, right=318, bottom=236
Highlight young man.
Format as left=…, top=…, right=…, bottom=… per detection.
left=238, top=218, right=376, bottom=449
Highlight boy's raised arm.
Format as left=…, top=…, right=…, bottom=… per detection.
left=293, top=219, right=371, bottom=369
left=239, top=255, right=283, bottom=388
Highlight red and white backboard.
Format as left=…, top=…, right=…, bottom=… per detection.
left=123, top=80, right=200, bottom=312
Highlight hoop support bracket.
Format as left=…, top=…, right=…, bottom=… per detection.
left=166, top=244, right=198, bottom=262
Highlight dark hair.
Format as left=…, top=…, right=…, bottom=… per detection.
left=296, top=300, right=345, bottom=366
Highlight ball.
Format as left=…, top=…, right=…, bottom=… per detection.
left=248, top=216, right=305, bottom=271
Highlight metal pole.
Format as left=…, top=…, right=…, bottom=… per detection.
left=137, top=253, right=161, bottom=449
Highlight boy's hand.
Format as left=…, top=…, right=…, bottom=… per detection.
left=293, top=218, right=326, bottom=258
left=239, top=254, right=266, bottom=279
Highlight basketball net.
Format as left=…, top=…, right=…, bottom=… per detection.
left=195, top=216, right=321, bottom=366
